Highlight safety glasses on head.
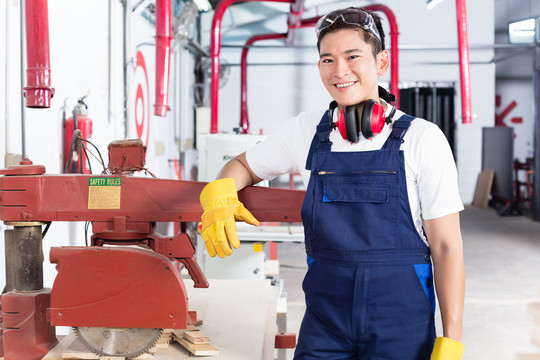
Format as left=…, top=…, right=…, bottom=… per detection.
left=315, top=7, right=381, bottom=45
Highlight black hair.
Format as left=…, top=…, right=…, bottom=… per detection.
left=316, top=9, right=385, bottom=58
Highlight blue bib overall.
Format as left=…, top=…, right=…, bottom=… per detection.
left=294, top=112, right=436, bottom=360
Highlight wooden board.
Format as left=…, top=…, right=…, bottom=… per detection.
left=183, top=331, right=210, bottom=345
left=152, top=331, right=173, bottom=351
left=175, top=337, right=219, bottom=356
left=473, top=168, right=495, bottom=209
left=42, top=334, right=78, bottom=360
left=61, top=335, right=101, bottom=359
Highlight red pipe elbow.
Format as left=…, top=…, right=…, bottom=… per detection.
left=155, top=0, right=172, bottom=117
left=24, top=0, right=54, bottom=108
left=211, top=0, right=293, bottom=133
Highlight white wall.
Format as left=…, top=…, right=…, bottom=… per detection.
left=215, top=0, right=495, bottom=203
left=0, top=2, right=6, bottom=165
left=1, top=0, right=23, bottom=163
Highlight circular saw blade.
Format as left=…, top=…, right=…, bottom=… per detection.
left=74, top=327, right=163, bottom=358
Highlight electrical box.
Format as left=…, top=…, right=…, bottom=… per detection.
left=196, top=241, right=266, bottom=280
left=197, top=133, right=266, bottom=182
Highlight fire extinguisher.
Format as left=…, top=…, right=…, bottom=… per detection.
left=64, top=96, right=93, bottom=173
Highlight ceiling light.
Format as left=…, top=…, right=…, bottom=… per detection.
left=508, top=18, right=538, bottom=44
left=193, top=0, right=211, bottom=12
left=427, top=0, right=444, bottom=10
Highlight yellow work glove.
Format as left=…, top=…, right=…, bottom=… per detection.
left=200, top=178, right=259, bottom=258
left=431, top=337, right=465, bottom=360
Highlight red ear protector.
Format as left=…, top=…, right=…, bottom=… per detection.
left=330, top=93, right=396, bottom=143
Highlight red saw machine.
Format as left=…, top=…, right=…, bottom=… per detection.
left=0, top=139, right=304, bottom=359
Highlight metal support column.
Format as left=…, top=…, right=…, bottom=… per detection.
left=4, top=223, right=44, bottom=292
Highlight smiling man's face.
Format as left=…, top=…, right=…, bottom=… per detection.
left=318, top=28, right=389, bottom=111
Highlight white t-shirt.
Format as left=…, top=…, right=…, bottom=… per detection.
left=246, top=105, right=464, bottom=243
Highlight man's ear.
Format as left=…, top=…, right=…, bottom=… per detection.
left=317, top=59, right=321, bottom=70
left=376, top=50, right=390, bottom=76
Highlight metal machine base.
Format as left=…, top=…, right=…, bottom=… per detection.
left=1, top=289, right=58, bottom=360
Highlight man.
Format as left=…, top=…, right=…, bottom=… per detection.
left=199, top=7, right=465, bottom=360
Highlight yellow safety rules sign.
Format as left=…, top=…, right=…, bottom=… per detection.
left=88, top=177, right=122, bottom=209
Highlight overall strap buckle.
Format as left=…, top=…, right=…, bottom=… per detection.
left=306, top=110, right=334, bottom=170
left=316, top=121, right=333, bottom=144
left=382, top=114, right=415, bottom=150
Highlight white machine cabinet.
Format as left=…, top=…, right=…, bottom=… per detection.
left=197, top=133, right=268, bottom=280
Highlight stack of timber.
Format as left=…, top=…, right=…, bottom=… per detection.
left=172, top=327, right=219, bottom=356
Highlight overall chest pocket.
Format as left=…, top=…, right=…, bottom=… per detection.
left=312, top=173, right=399, bottom=253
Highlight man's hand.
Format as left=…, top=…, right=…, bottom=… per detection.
left=200, top=178, right=259, bottom=258
left=431, top=337, right=464, bottom=360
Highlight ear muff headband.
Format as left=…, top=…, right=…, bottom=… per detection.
left=344, top=105, right=359, bottom=143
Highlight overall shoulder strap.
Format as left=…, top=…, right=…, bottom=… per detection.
left=382, top=114, right=415, bottom=150
left=305, top=110, right=333, bottom=171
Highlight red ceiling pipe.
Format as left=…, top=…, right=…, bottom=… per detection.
left=240, top=33, right=286, bottom=134
left=240, top=17, right=319, bottom=133
left=154, top=0, right=172, bottom=117
left=24, top=0, right=54, bottom=108
left=456, top=0, right=472, bottom=124
left=210, top=0, right=293, bottom=134
left=364, top=4, right=399, bottom=108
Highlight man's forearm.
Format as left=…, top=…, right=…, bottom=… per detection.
left=425, top=213, right=465, bottom=342
left=216, top=152, right=263, bottom=190
left=432, top=244, right=465, bottom=341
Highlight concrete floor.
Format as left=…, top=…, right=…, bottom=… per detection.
left=275, top=205, right=540, bottom=360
